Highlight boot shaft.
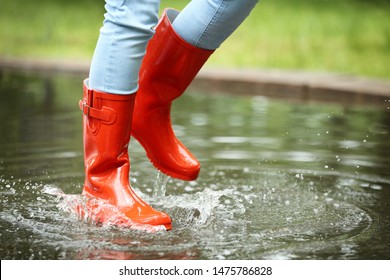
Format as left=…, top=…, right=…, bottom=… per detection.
left=138, top=8, right=214, bottom=109
left=80, top=80, right=136, bottom=200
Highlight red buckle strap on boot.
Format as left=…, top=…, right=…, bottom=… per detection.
left=79, top=85, right=117, bottom=124
left=132, top=8, right=214, bottom=181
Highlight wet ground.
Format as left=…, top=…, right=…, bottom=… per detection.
left=0, top=71, right=389, bottom=259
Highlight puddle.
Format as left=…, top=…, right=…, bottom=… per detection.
left=0, top=71, right=389, bottom=259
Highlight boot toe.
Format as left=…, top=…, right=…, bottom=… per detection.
left=121, top=206, right=172, bottom=230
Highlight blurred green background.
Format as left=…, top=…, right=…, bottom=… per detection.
left=1, top=0, right=389, bottom=78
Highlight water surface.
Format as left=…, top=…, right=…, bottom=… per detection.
left=0, top=71, right=389, bottom=259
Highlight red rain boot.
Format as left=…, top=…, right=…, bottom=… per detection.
left=79, top=80, right=172, bottom=230
left=132, top=8, right=214, bottom=181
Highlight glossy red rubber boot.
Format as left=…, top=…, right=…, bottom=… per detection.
left=132, top=9, right=214, bottom=181
left=79, top=80, right=172, bottom=230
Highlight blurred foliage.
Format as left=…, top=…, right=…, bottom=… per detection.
left=0, top=0, right=389, bottom=78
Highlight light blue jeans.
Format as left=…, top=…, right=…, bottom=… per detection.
left=89, top=0, right=259, bottom=95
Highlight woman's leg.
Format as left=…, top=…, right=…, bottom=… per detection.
left=80, top=0, right=172, bottom=230
left=172, top=0, right=259, bottom=50
left=89, top=0, right=161, bottom=95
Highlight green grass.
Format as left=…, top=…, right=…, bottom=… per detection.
left=1, top=0, right=390, bottom=78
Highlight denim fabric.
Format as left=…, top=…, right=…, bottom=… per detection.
left=89, top=0, right=160, bottom=94
left=89, top=0, right=259, bottom=94
left=173, top=0, right=259, bottom=50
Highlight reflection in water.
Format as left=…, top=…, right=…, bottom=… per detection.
left=0, top=71, right=389, bottom=260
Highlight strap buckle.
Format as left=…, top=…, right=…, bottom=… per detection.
left=81, top=100, right=91, bottom=116
left=79, top=99, right=116, bottom=124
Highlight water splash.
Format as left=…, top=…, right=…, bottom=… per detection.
left=148, top=171, right=253, bottom=227
left=153, top=171, right=170, bottom=197
left=35, top=179, right=253, bottom=233
left=41, top=185, right=166, bottom=233
left=156, top=187, right=255, bottom=228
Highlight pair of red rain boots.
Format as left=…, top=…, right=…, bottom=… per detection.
left=79, top=9, right=214, bottom=230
